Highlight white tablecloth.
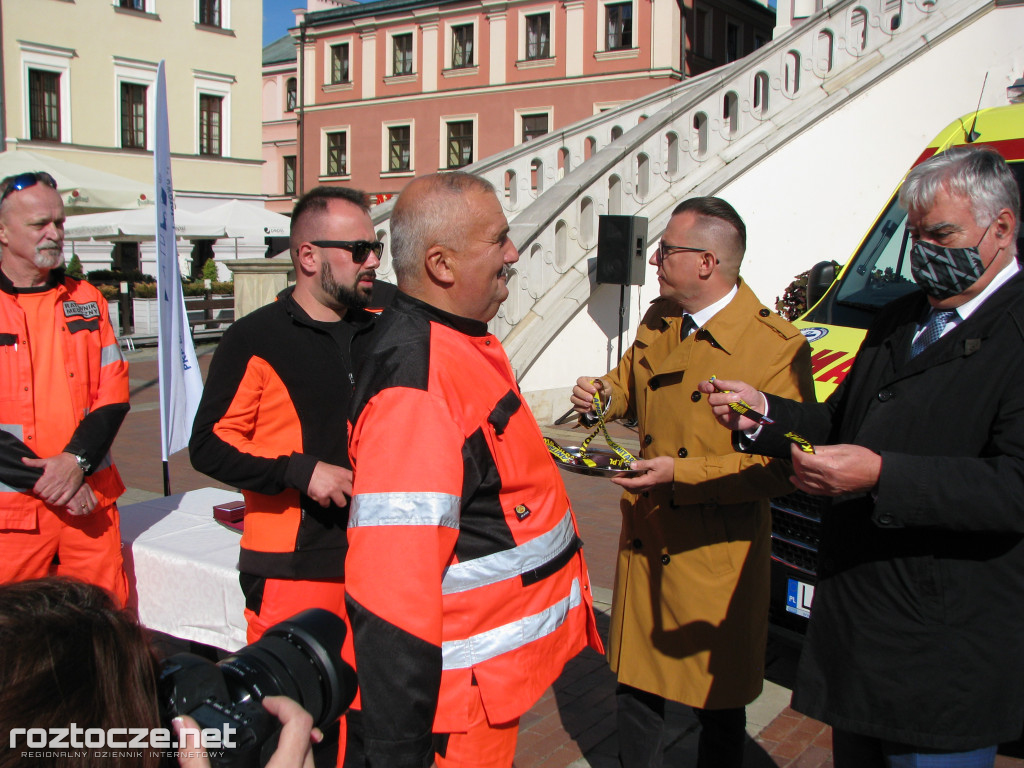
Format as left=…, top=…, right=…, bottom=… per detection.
left=120, top=487, right=248, bottom=651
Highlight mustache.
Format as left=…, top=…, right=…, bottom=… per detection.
left=500, top=264, right=517, bottom=281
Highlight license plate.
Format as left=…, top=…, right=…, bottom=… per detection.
left=786, top=578, right=814, bottom=618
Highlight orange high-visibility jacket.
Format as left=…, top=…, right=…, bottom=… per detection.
left=0, top=270, right=128, bottom=529
left=346, top=293, right=602, bottom=768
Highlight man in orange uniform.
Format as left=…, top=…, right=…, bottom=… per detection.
left=346, top=172, right=603, bottom=768
left=0, top=172, right=130, bottom=603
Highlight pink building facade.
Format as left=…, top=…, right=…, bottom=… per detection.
left=263, top=0, right=774, bottom=212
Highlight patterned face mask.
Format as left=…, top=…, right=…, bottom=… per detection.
left=909, top=224, right=991, bottom=300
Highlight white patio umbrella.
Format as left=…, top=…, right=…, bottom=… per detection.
left=201, top=200, right=291, bottom=238
left=64, top=207, right=226, bottom=240
left=0, top=149, right=151, bottom=212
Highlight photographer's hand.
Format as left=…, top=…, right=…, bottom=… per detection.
left=263, top=696, right=322, bottom=768
left=175, top=697, right=321, bottom=768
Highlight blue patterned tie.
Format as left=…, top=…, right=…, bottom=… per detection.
left=911, top=310, right=956, bottom=358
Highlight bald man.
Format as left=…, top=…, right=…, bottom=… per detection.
left=571, top=197, right=814, bottom=768
left=345, top=172, right=602, bottom=768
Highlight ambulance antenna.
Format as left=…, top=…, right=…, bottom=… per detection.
left=966, top=73, right=988, bottom=143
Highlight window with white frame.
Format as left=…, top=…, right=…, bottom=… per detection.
left=392, top=32, right=414, bottom=76
left=446, top=120, right=473, bottom=169
left=120, top=83, right=147, bottom=149
left=114, top=58, right=157, bottom=151
left=325, top=130, right=348, bottom=176
left=451, top=23, right=474, bottom=68
left=197, top=0, right=230, bottom=29
left=521, top=113, right=549, bottom=142
left=330, top=43, right=350, bottom=84
left=525, top=13, right=551, bottom=60
left=118, top=0, right=145, bottom=10
left=21, top=42, right=73, bottom=144
left=198, top=94, right=222, bottom=156
left=387, top=125, right=411, bottom=172
left=29, top=70, right=61, bottom=142
left=605, top=2, right=633, bottom=50
left=285, top=77, right=297, bottom=111
left=194, top=71, right=233, bottom=157
left=283, top=155, right=296, bottom=195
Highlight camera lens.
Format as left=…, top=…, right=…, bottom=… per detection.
left=216, top=608, right=356, bottom=730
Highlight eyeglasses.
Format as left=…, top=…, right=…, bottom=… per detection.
left=0, top=171, right=58, bottom=206
left=654, top=241, right=708, bottom=267
left=310, top=240, right=384, bottom=264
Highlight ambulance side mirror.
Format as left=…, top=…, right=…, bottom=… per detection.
left=806, top=261, right=837, bottom=311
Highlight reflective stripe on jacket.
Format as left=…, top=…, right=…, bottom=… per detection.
left=346, top=292, right=602, bottom=767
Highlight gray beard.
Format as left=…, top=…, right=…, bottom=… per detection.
left=34, top=248, right=64, bottom=270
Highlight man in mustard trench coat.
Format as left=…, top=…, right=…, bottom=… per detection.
left=572, top=197, right=814, bottom=768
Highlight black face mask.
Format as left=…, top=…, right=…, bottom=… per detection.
left=909, top=224, right=991, bottom=300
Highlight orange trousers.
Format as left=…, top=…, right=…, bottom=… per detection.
left=0, top=502, right=127, bottom=606
left=242, top=576, right=359, bottom=767
left=434, top=684, right=520, bottom=768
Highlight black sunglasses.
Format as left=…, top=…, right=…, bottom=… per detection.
left=0, top=171, right=58, bottom=205
left=310, top=240, right=384, bottom=264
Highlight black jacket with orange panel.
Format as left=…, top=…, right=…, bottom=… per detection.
left=189, top=287, right=375, bottom=579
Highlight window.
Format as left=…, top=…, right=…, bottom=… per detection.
left=283, top=155, right=296, bottom=195
left=726, top=21, right=741, bottom=62
left=526, top=14, right=551, bottom=60
left=119, top=0, right=144, bottom=9
left=285, top=78, right=297, bottom=112
left=522, top=114, right=548, bottom=142
left=198, top=94, right=222, bottom=156
left=451, top=24, right=474, bottom=68
left=388, top=126, right=410, bottom=172
left=695, top=8, right=713, bottom=58
left=446, top=121, right=473, bottom=169
left=393, top=33, right=413, bottom=76
left=606, top=2, right=632, bottom=50
left=121, top=82, right=147, bottom=149
left=331, top=43, right=349, bottom=84
left=327, top=131, right=347, bottom=176
left=199, top=0, right=220, bottom=27
left=29, top=70, right=61, bottom=142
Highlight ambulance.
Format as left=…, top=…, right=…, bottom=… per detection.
left=769, top=102, right=1024, bottom=636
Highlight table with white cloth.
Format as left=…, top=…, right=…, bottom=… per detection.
left=119, top=487, right=247, bottom=651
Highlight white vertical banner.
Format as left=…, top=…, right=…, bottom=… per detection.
left=155, top=60, right=203, bottom=461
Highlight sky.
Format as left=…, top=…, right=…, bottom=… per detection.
left=263, top=0, right=304, bottom=46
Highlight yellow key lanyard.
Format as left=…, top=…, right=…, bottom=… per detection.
left=545, top=385, right=639, bottom=469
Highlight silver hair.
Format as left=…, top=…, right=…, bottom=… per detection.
left=390, top=172, right=497, bottom=286
left=900, top=145, right=1020, bottom=240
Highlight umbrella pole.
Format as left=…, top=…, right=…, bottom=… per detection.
left=163, top=460, right=171, bottom=497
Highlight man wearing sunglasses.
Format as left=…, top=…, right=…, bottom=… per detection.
left=0, top=171, right=130, bottom=604
left=190, top=185, right=385, bottom=765
left=570, top=197, right=814, bottom=768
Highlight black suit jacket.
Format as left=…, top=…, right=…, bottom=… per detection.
left=757, top=270, right=1024, bottom=750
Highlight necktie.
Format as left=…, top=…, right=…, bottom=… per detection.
left=911, top=309, right=956, bottom=358
left=681, top=314, right=698, bottom=339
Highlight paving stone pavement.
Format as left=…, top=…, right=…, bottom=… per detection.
left=114, top=345, right=1024, bottom=767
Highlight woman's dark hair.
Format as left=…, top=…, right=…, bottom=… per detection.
left=0, top=578, right=163, bottom=768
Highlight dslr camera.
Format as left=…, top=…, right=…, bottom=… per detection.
left=159, top=608, right=356, bottom=768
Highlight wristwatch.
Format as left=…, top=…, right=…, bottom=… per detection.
left=72, top=452, right=92, bottom=475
